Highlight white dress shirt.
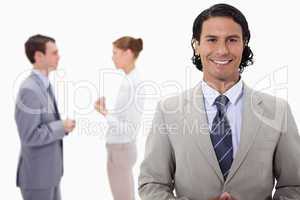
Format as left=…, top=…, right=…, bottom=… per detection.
left=105, top=68, right=145, bottom=144
left=201, top=79, right=244, bottom=158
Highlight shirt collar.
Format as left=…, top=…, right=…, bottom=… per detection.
left=32, top=69, right=50, bottom=89
left=126, top=67, right=138, bottom=80
left=201, top=79, right=243, bottom=106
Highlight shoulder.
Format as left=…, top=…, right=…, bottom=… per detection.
left=249, top=86, right=286, bottom=104
left=245, top=84, right=289, bottom=118
left=17, top=75, right=43, bottom=98
left=20, top=74, right=39, bottom=89
left=157, top=87, right=194, bottom=114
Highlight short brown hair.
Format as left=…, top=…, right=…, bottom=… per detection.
left=25, top=34, right=55, bottom=64
left=113, top=36, right=143, bottom=58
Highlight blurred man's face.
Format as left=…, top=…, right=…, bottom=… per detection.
left=39, top=41, right=60, bottom=71
left=196, top=17, right=244, bottom=84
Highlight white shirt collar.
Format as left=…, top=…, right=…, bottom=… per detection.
left=126, top=67, right=139, bottom=80
left=32, top=69, right=50, bottom=89
left=202, top=79, right=243, bottom=106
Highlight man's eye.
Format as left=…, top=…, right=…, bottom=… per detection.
left=207, top=38, right=216, bottom=42
left=229, top=38, right=238, bottom=42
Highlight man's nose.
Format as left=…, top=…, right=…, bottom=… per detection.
left=216, top=41, right=229, bottom=55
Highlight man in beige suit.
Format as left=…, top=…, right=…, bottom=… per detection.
left=138, top=3, right=300, bottom=200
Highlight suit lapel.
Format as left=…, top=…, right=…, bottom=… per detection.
left=225, top=84, right=264, bottom=183
left=184, top=84, right=224, bottom=182
left=30, top=72, right=57, bottom=115
left=184, top=82, right=265, bottom=183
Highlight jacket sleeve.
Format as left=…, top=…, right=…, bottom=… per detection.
left=273, top=102, right=300, bottom=199
left=15, top=88, right=65, bottom=147
left=138, top=101, right=190, bottom=200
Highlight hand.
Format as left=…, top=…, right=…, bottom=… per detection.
left=219, top=192, right=234, bottom=200
left=63, top=119, right=76, bottom=133
left=94, top=97, right=108, bottom=116
left=209, top=192, right=237, bottom=200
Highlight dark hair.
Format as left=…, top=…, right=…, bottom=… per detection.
left=191, top=3, right=253, bottom=73
left=113, top=36, right=143, bottom=58
left=25, top=34, right=55, bottom=64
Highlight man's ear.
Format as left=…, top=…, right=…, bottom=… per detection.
left=194, top=39, right=201, bottom=56
left=34, top=51, right=44, bottom=63
left=244, top=39, right=248, bottom=47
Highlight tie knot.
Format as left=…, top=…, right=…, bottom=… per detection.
left=214, top=95, right=229, bottom=112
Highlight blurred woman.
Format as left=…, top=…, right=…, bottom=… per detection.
left=95, top=36, right=144, bottom=200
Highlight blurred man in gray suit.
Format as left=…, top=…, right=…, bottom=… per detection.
left=138, top=3, right=300, bottom=200
left=15, top=34, right=76, bottom=200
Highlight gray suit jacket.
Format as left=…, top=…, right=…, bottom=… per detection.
left=15, top=72, right=65, bottom=189
left=138, top=82, right=300, bottom=200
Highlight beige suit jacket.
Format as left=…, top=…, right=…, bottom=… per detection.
left=138, top=82, right=300, bottom=200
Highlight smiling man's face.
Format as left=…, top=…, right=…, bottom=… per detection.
left=196, top=16, right=244, bottom=84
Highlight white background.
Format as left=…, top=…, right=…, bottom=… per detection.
left=1, top=0, right=300, bottom=199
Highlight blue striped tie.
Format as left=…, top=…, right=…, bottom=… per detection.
left=210, top=95, right=233, bottom=180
